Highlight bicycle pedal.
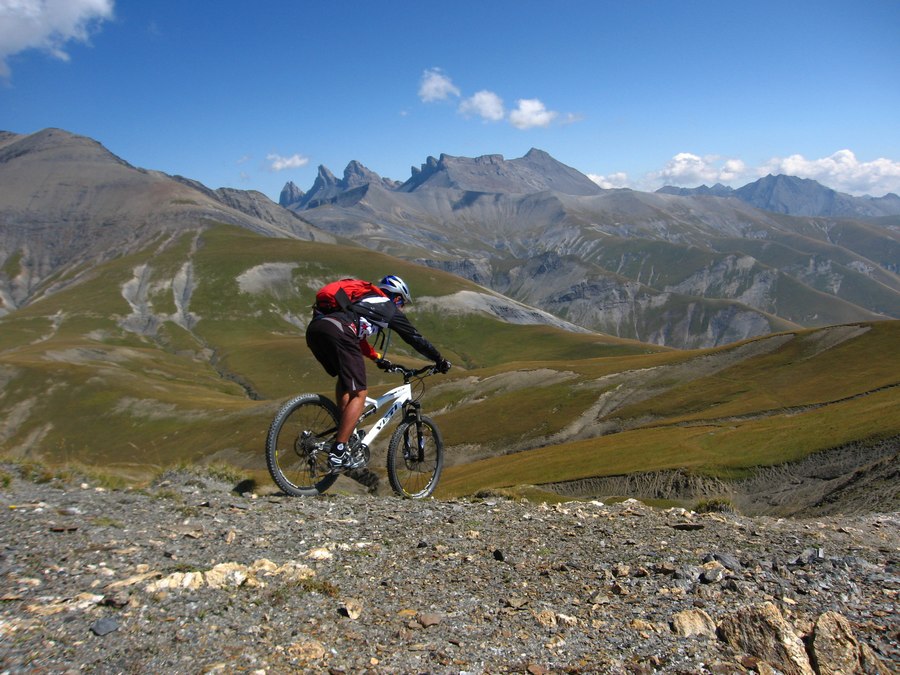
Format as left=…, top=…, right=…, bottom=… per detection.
left=346, top=455, right=367, bottom=470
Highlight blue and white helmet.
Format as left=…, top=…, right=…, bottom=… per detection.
left=378, top=275, right=411, bottom=305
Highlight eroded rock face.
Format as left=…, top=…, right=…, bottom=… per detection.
left=671, top=608, right=717, bottom=638
left=810, top=611, right=862, bottom=674
left=717, top=602, right=815, bottom=675
left=542, top=437, right=900, bottom=518
left=809, top=611, right=893, bottom=675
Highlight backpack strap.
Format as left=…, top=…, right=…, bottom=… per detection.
left=334, top=286, right=352, bottom=311
left=372, top=327, right=393, bottom=358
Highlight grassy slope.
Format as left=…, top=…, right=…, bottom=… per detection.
left=1, top=223, right=896, bottom=493
left=436, top=321, right=899, bottom=497
left=436, top=387, right=898, bottom=498
left=0, top=224, right=653, bottom=480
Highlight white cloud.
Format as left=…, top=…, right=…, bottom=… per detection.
left=417, top=69, right=576, bottom=132
left=719, top=158, right=747, bottom=182
left=613, top=149, right=900, bottom=196
left=459, top=90, right=504, bottom=122
left=418, top=67, right=460, bottom=102
left=761, top=150, right=900, bottom=196
left=588, top=172, right=630, bottom=189
left=267, top=153, right=309, bottom=172
left=0, top=0, right=115, bottom=78
left=651, top=152, right=746, bottom=187
left=509, top=98, right=558, bottom=130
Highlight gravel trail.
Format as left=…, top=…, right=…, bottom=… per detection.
left=1, top=467, right=897, bottom=674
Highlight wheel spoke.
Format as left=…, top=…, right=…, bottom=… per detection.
left=265, top=395, right=339, bottom=496
left=387, top=416, right=443, bottom=498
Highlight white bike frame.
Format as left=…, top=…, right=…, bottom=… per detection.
left=357, top=383, right=414, bottom=448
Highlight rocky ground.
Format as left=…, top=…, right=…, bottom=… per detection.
left=0, top=465, right=897, bottom=674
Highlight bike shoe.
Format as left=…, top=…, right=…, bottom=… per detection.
left=328, top=443, right=353, bottom=472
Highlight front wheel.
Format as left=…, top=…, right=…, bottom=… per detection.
left=386, top=415, right=444, bottom=499
left=265, top=394, right=339, bottom=496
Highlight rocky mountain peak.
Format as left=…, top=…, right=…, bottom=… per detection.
left=744, top=173, right=816, bottom=195
left=659, top=173, right=900, bottom=217
left=343, top=160, right=384, bottom=188
left=0, top=127, right=135, bottom=172
left=398, top=149, right=603, bottom=196
left=523, top=147, right=551, bottom=160
left=407, top=155, right=440, bottom=178
left=278, top=181, right=304, bottom=208
left=312, top=165, right=339, bottom=189
left=735, top=174, right=845, bottom=217
left=284, top=147, right=606, bottom=200
left=284, top=160, right=400, bottom=210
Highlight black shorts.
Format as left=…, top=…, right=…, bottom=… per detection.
left=305, top=316, right=367, bottom=393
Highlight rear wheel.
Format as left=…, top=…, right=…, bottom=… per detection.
left=265, top=394, right=339, bottom=496
left=386, top=415, right=443, bottom=498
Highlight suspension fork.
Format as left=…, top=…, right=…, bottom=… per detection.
left=405, top=399, right=422, bottom=421
left=405, top=400, right=426, bottom=460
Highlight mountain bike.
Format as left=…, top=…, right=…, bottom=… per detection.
left=265, top=364, right=444, bottom=499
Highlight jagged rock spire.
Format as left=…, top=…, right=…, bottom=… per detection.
left=278, top=181, right=304, bottom=208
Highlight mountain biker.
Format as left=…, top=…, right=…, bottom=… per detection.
left=305, top=274, right=451, bottom=471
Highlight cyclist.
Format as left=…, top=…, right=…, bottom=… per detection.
left=305, top=274, right=451, bottom=471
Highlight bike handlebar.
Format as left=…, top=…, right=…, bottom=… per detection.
left=377, top=362, right=439, bottom=379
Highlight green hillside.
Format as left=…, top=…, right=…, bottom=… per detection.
left=1, top=223, right=896, bottom=500
left=437, top=321, right=899, bottom=498
left=0, top=223, right=655, bottom=480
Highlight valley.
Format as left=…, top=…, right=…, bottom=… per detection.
left=0, top=128, right=897, bottom=514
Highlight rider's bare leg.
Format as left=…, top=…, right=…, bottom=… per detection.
left=335, top=383, right=367, bottom=444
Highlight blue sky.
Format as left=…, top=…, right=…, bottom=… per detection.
left=2, top=0, right=899, bottom=201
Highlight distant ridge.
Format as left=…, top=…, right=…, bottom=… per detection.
left=2, top=128, right=898, bottom=349
left=0, top=128, right=332, bottom=315
left=280, top=148, right=603, bottom=211
left=285, top=154, right=900, bottom=220
left=655, top=183, right=735, bottom=198
left=278, top=147, right=900, bottom=348
left=398, top=148, right=603, bottom=195
left=658, top=174, right=900, bottom=218
left=283, top=161, right=402, bottom=210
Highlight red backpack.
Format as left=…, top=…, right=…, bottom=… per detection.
left=314, top=278, right=385, bottom=314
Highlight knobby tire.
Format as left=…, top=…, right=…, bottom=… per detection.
left=265, top=394, right=339, bottom=496
left=386, top=415, right=444, bottom=499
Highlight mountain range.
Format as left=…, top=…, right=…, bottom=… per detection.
left=0, top=129, right=333, bottom=318
left=658, top=174, right=900, bottom=218
left=3, top=129, right=899, bottom=350
left=284, top=154, right=900, bottom=219
left=278, top=149, right=900, bottom=349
